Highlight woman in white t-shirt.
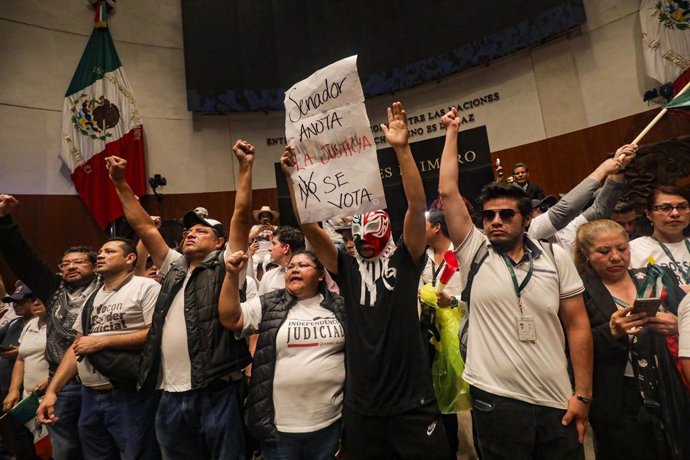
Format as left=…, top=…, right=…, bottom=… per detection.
left=680, top=295, right=690, bottom=385
left=3, top=298, right=49, bottom=410
left=219, top=249, right=345, bottom=460
left=629, top=186, right=690, bottom=291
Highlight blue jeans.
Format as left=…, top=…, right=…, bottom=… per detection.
left=78, top=386, right=161, bottom=460
left=155, top=380, right=245, bottom=460
left=261, top=419, right=342, bottom=460
left=46, top=379, right=82, bottom=460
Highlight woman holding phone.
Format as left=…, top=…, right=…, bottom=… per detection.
left=574, top=219, right=690, bottom=459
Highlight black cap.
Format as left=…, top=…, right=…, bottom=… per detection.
left=183, top=211, right=226, bottom=238
left=2, top=284, right=36, bottom=303
left=531, top=195, right=557, bottom=210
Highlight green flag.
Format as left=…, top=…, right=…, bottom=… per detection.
left=665, top=91, right=690, bottom=109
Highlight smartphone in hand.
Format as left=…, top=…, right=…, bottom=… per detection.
left=631, top=297, right=662, bottom=317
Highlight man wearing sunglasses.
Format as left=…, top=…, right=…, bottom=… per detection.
left=439, top=108, right=593, bottom=460
left=0, top=194, right=102, bottom=460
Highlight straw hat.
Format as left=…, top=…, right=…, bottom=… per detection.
left=252, top=205, right=279, bottom=223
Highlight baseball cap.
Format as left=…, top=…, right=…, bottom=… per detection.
left=531, top=195, right=557, bottom=211
left=183, top=211, right=226, bottom=238
left=2, top=283, right=36, bottom=303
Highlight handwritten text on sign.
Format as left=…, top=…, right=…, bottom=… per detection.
left=284, top=56, right=386, bottom=223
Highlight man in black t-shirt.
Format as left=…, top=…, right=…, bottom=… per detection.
left=281, top=102, right=449, bottom=459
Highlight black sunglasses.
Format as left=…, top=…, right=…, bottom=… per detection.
left=481, top=209, right=517, bottom=221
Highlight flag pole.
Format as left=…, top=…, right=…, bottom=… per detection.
left=631, top=80, right=690, bottom=145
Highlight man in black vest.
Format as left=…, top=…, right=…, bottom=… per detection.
left=105, top=139, right=256, bottom=459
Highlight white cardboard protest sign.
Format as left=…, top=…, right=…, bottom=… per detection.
left=284, top=55, right=386, bottom=223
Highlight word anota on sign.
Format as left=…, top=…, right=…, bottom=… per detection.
left=284, top=55, right=386, bottom=223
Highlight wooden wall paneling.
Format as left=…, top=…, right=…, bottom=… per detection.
left=491, top=109, right=690, bottom=196
left=1, top=109, right=686, bottom=287
left=0, top=194, right=106, bottom=290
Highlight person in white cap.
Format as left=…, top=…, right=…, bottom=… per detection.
left=248, top=206, right=279, bottom=280
left=193, top=207, right=209, bottom=219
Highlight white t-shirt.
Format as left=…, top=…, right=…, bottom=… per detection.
left=0, top=304, right=19, bottom=330
left=157, top=247, right=244, bottom=392
left=240, top=295, right=345, bottom=433
left=159, top=249, right=194, bottom=392
left=527, top=212, right=558, bottom=241
left=679, top=294, right=690, bottom=358
left=73, top=276, right=159, bottom=388
left=250, top=224, right=275, bottom=258
left=419, top=244, right=464, bottom=308
left=629, top=236, right=690, bottom=286
left=18, top=318, right=48, bottom=398
left=527, top=214, right=587, bottom=259
left=457, top=227, right=585, bottom=409
left=245, top=277, right=258, bottom=301
left=258, top=266, right=287, bottom=296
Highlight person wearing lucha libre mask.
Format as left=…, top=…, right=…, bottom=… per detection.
left=351, top=210, right=393, bottom=258
left=281, top=102, right=450, bottom=459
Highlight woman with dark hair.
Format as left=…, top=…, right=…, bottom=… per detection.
left=629, top=185, right=690, bottom=291
left=574, top=219, right=690, bottom=460
left=218, top=249, right=346, bottom=460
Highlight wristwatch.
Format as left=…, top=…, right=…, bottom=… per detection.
left=449, top=297, right=459, bottom=308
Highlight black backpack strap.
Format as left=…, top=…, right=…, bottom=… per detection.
left=459, top=242, right=489, bottom=362
left=81, top=289, right=99, bottom=336
left=460, top=242, right=490, bottom=312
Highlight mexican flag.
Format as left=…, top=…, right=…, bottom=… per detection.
left=666, top=89, right=690, bottom=109
left=60, top=0, right=146, bottom=229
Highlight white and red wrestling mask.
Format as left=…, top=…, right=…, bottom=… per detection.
left=352, top=211, right=392, bottom=258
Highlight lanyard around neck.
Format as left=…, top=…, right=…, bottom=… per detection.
left=431, top=258, right=445, bottom=287
left=500, top=249, right=534, bottom=313
left=611, top=296, right=629, bottom=308
left=653, top=237, right=690, bottom=283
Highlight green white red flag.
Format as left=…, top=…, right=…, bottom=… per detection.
left=60, top=0, right=146, bottom=229
left=665, top=89, right=690, bottom=109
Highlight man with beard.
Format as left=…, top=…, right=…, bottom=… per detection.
left=280, top=102, right=449, bottom=459
left=0, top=194, right=101, bottom=460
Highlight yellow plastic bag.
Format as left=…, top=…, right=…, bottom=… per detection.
left=420, top=283, right=472, bottom=413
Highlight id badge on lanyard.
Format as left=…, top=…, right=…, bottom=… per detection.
left=501, top=250, right=536, bottom=342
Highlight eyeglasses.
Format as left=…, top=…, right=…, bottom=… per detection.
left=58, top=258, right=91, bottom=270
left=286, top=262, right=318, bottom=271
left=481, top=209, right=517, bottom=221
left=652, top=203, right=690, bottom=213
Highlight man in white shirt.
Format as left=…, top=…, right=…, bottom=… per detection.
left=419, top=209, right=473, bottom=459
left=37, top=238, right=161, bottom=459
left=258, top=226, right=305, bottom=296
left=439, top=107, right=593, bottom=459
left=105, top=140, right=255, bottom=459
